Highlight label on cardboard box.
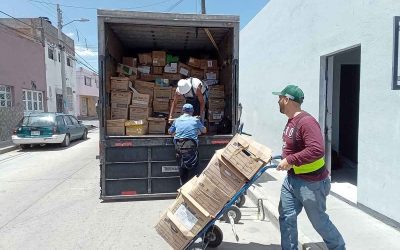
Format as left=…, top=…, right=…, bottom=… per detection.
left=164, top=63, right=178, bottom=73
left=179, top=67, right=189, bottom=76
left=205, top=71, right=218, bottom=80
left=138, top=66, right=151, bottom=74
left=174, top=204, right=198, bottom=231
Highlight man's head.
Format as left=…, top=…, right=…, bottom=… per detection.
left=182, top=103, right=194, bottom=115
left=272, top=85, right=304, bottom=114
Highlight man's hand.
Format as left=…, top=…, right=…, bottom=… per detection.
left=276, top=158, right=293, bottom=171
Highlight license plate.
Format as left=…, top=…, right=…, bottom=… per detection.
left=31, top=131, right=40, bottom=136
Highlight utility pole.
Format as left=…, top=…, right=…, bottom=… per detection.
left=57, top=4, right=68, bottom=114
left=201, top=0, right=206, bottom=14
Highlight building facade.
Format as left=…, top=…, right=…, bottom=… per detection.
left=75, top=67, right=98, bottom=118
left=0, top=23, right=46, bottom=141
left=0, top=17, right=78, bottom=116
left=239, top=0, right=400, bottom=225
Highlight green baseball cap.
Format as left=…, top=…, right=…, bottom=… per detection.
left=272, top=84, right=304, bottom=104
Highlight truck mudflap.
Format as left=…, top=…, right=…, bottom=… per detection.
left=100, top=136, right=232, bottom=200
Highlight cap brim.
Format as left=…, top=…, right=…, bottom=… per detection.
left=272, top=91, right=282, bottom=96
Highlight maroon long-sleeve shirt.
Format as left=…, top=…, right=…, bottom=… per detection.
left=282, top=112, right=329, bottom=181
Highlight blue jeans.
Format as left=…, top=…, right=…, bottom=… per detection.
left=279, top=175, right=345, bottom=250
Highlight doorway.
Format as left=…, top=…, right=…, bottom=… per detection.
left=56, top=94, right=63, bottom=113
left=321, top=46, right=361, bottom=204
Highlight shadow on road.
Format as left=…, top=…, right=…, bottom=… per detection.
left=190, top=242, right=280, bottom=250
left=15, top=136, right=95, bottom=152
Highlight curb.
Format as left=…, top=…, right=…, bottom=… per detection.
left=0, top=145, right=19, bottom=155
left=247, top=184, right=327, bottom=250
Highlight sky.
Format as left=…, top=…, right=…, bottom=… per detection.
left=0, top=0, right=270, bottom=72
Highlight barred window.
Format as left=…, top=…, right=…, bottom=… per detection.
left=23, top=89, right=44, bottom=111
left=0, top=85, right=12, bottom=107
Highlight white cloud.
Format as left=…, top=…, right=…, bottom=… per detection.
left=75, top=45, right=97, bottom=57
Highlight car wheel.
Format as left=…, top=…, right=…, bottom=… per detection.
left=81, top=129, right=88, bottom=140
left=61, top=134, right=70, bottom=147
left=20, top=144, right=30, bottom=149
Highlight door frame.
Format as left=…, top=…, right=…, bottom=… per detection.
left=319, top=44, right=361, bottom=175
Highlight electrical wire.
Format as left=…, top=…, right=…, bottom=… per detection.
left=166, top=0, right=185, bottom=12
left=29, top=0, right=175, bottom=10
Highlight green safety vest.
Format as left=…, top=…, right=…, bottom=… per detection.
left=293, top=157, right=325, bottom=174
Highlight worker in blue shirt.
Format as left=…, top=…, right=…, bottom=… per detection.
left=168, top=103, right=207, bottom=185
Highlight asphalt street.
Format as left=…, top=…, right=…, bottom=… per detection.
left=0, top=129, right=280, bottom=250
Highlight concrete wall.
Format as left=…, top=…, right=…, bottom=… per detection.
left=240, top=0, right=400, bottom=223
left=0, top=24, right=46, bottom=141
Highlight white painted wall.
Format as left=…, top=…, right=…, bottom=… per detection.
left=240, top=0, right=400, bottom=223
left=44, top=42, right=77, bottom=116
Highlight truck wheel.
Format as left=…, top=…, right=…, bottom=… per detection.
left=234, top=194, right=246, bottom=208
left=204, top=225, right=223, bottom=248
left=61, top=134, right=70, bottom=147
left=223, top=205, right=241, bottom=224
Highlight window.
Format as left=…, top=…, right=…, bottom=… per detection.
left=48, top=47, right=54, bottom=60
left=84, top=76, right=92, bottom=86
left=67, top=57, right=72, bottom=67
left=56, top=116, right=65, bottom=126
left=69, top=116, right=79, bottom=125
left=22, top=114, right=55, bottom=126
left=23, top=89, right=44, bottom=112
left=64, top=116, right=73, bottom=125
left=58, top=52, right=61, bottom=62
left=0, top=85, right=12, bottom=107
left=67, top=87, right=73, bottom=111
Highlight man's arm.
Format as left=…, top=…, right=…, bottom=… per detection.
left=196, top=119, right=207, bottom=134
left=168, top=120, right=176, bottom=135
left=196, top=87, right=205, bottom=120
left=169, top=92, right=179, bottom=121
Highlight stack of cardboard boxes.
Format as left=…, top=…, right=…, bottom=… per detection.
left=155, top=134, right=272, bottom=249
left=106, top=51, right=224, bottom=136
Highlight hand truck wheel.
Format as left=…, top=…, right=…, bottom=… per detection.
left=222, top=205, right=241, bottom=224
left=204, top=225, right=223, bottom=248
left=234, top=194, right=246, bottom=208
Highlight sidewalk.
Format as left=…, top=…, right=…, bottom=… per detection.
left=0, top=140, right=18, bottom=154
left=246, top=168, right=400, bottom=250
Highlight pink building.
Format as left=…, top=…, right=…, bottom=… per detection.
left=0, top=24, right=46, bottom=141
left=76, top=67, right=99, bottom=118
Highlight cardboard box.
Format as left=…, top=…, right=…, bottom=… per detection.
left=148, top=117, right=167, bottom=134
left=200, top=59, right=218, bottom=70
left=140, top=74, right=159, bottom=82
left=168, top=194, right=211, bottom=236
left=164, top=63, right=178, bottom=73
left=111, top=103, right=129, bottom=119
left=208, top=85, right=225, bottom=99
left=125, top=120, right=148, bottom=136
left=221, top=134, right=272, bottom=180
left=131, top=88, right=150, bottom=107
left=188, top=57, right=201, bottom=69
left=129, top=106, right=151, bottom=120
left=163, top=73, right=182, bottom=81
left=208, top=110, right=224, bottom=122
left=204, top=70, right=219, bottom=80
left=208, top=98, right=225, bottom=110
left=155, top=212, right=193, bottom=250
left=155, top=78, right=170, bottom=87
left=106, top=119, right=126, bottom=136
left=191, top=68, right=204, bottom=79
left=154, top=86, right=172, bottom=99
left=122, top=57, right=137, bottom=67
left=117, top=64, right=135, bottom=76
left=152, top=51, right=167, bottom=66
left=178, top=63, right=191, bottom=77
left=138, top=53, right=152, bottom=65
left=110, top=77, right=130, bottom=91
left=111, top=91, right=132, bottom=105
left=181, top=175, right=230, bottom=217
left=153, top=98, right=170, bottom=113
left=203, top=150, right=247, bottom=197
left=152, top=66, right=164, bottom=75
left=138, top=66, right=151, bottom=74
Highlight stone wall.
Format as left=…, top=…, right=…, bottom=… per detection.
left=0, top=104, right=24, bottom=141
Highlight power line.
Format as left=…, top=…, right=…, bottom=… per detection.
left=29, top=0, right=175, bottom=10
left=166, top=0, right=185, bottom=12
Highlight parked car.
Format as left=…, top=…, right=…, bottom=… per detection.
left=12, top=112, right=88, bottom=149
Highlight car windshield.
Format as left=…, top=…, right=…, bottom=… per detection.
left=22, top=115, right=55, bottom=127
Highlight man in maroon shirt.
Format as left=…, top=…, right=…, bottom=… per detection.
left=273, top=85, right=345, bottom=250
